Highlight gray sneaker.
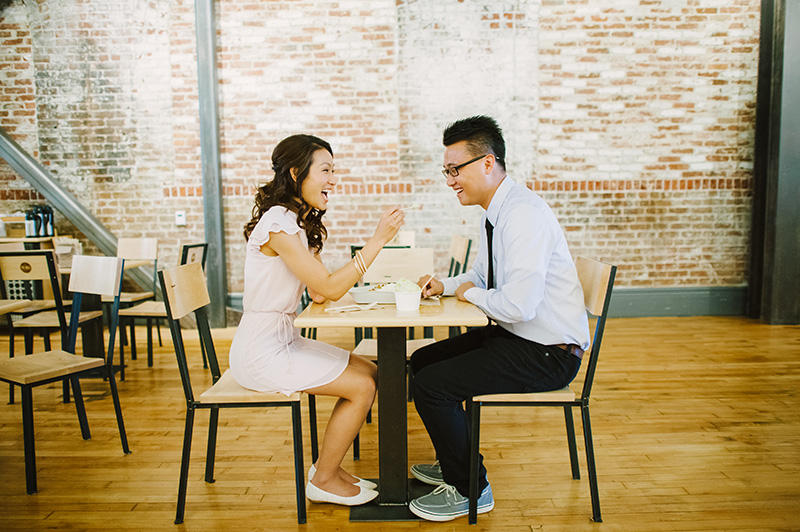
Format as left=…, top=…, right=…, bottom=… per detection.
left=409, top=483, right=494, bottom=522
left=410, top=460, right=444, bottom=486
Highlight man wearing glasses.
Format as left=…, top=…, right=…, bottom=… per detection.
left=409, top=115, right=590, bottom=521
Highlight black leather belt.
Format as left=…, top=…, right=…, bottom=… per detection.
left=553, top=343, right=584, bottom=358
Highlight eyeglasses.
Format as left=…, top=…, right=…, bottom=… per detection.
left=441, top=154, right=488, bottom=179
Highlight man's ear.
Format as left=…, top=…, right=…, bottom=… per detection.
left=483, top=154, right=495, bottom=174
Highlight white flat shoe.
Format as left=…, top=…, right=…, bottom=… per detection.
left=306, top=480, right=378, bottom=506
left=308, top=464, right=378, bottom=490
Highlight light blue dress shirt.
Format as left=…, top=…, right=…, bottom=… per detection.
left=442, top=176, right=590, bottom=350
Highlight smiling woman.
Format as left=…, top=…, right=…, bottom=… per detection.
left=230, top=134, right=406, bottom=509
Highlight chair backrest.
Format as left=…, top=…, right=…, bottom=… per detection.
left=180, top=242, right=208, bottom=268
left=160, top=262, right=218, bottom=402
left=66, top=255, right=125, bottom=357
left=0, top=250, right=68, bottom=345
left=448, top=235, right=472, bottom=277
left=388, top=230, right=415, bottom=248
left=69, top=255, right=124, bottom=297
left=363, top=247, right=434, bottom=284
left=574, top=256, right=616, bottom=400
left=117, top=237, right=158, bottom=261
left=117, top=237, right=158, bottom=293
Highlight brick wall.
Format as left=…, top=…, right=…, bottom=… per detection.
left=0, top=1, right=42, bottom=205
left=0, top=0, right=759, bottom=295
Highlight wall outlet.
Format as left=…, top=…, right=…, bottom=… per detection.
left=175, top=211, right=186, bottom=226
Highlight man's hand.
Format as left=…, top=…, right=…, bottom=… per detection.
left=418, top=274, right=443, bottom=299
left=455, top=281, right=475, bottom=301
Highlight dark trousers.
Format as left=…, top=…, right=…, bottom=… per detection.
left=410, top=325, right=581, bottom=496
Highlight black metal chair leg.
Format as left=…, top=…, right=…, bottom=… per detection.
left=468, top=399, right=481, bottom=524
left=118, top=317, right=126, bottom=381
left=175, top=408, right=195, bottom=524
left=205, top=407, right=219, bottom=483
left=106, top=366, right=131, bottom=454
left=564, top=405, right=580, bottom=479
left=582, top=405, right=602, bottom=522
left=8, top=330, right=16, bottom=405
left=291, top=402, right=307, bottom=524
left=70, top=376, right=91, bottom=440
left=129, top=321, right=138, bottom=361
left=199, top=327, right=208, bottom=369
left=21, top=385, right=37, bottom=494
left=146, top=318, right=154, bottom=367
left=62, top=378, right=71, bottom=404
left=353, top=432, right=360, bottom=461
left=308, top=395, right=319, bottom=464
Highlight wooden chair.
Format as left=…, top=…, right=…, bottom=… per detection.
left=106, top=237, right=158, bottom=366
left=107, top=237, right=158, bottom=304
left=0, top=254, right=131, bottom=494
left=466, top=256, right=616, bottom=523
left=117, top=242, right=208, bottom=372
left=160, top=262, right=307, bottom=525
left=1, top=250, right=104, bottom=404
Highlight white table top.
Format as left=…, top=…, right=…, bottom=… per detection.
left=294, top=294, right=488, bottom=329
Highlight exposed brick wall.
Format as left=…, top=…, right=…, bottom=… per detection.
left=0, top=0, right=759, bottom=294
left=0, top=1, right=42, bottom=207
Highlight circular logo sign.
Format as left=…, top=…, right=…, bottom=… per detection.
left=20, top=262, right=32, bottom=274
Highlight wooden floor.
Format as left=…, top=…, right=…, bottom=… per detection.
left=1, top=316, right=799, bottom=532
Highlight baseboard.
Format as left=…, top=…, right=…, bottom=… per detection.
left=226, top=286, right=749, bottom=319
left=608, top=286, right=748, bottom=317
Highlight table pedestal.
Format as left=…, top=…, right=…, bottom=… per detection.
left=349, top=327, right=422, bottom=522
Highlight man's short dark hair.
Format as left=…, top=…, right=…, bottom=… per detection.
left=442, top=115, right=506, bottom=170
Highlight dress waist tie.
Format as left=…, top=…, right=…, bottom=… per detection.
left=244, top=309, right=297, bottom=373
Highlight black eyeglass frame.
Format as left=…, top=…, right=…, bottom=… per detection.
left=441, top=154, right=489, bottom=179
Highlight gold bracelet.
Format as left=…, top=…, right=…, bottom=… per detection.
left=354, top=250, right=367, bottom=275
left=352, top=251, right=367, bottom=276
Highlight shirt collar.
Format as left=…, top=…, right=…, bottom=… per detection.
left=485, top=176, right=514, bottom=226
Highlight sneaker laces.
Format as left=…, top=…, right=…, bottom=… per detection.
left=431, top=483, right=461, bottom=501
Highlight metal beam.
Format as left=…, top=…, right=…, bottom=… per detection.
left=0, top=127, right=153, bottom=291
left=195, top=0, right=228, bottom=327
left=750, top=0, right=800, bottom=325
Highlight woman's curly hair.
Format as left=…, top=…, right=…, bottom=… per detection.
left=243, top=134, right=332, bottom=253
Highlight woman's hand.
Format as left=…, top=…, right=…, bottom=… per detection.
left=373, top=207, right=405, bottom=246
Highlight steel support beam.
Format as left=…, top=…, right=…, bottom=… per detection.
left=0, top=127, right=152, bottom=291
left=750, top=0, right=800, bottom=324
left=195, top=0, right=228, bottom=327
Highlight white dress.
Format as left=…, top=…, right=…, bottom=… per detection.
left=228, top=206, right=349, bottom=396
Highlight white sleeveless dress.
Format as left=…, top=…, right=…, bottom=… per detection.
left=228, top=206, right=349, bottom=396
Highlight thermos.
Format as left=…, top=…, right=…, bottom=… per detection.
left=33, top=206, right=43, bottom=236
left=25, top=210, right=36, bottom=237
left=24, top=205, right=55, bottom=237
left=42, top=206, right=54, bottom=236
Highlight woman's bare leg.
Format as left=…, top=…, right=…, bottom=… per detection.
left=305, top=355, right=377, bottom=496
left=322, top=354, right=377, bottom=484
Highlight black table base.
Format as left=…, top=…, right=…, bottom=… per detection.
left=349, top=479, right=432, bottom=521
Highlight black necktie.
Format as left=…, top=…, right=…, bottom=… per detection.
left=485, top=218, right=494, bottom=290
